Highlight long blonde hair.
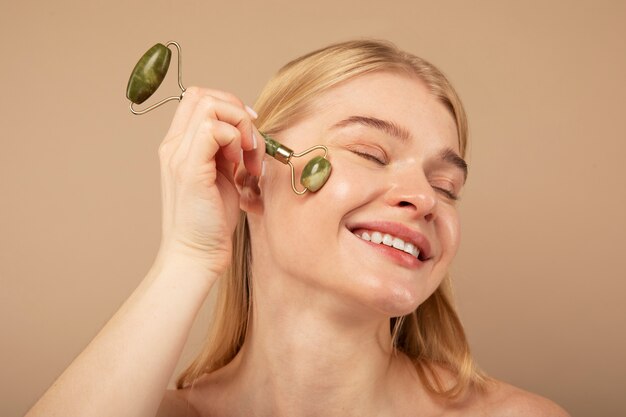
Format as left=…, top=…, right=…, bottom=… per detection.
left=177, top=39, right=490, bottom=399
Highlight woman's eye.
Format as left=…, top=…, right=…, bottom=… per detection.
left=350, top=149, right=386, bottom=165
left=349, top=147, right=460, bottom=201
left=432, top=186, right=459, bottom=201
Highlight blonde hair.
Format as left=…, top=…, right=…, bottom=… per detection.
left=177, top=39, right=490, bottom=400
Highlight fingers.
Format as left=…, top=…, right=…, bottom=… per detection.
left=161, top=86, right=264, bottom=182
left=176, top=95, right=250, bottom=157
left=242, top=124, right=265, bottom=178
left=165, top=86, right=247, bottom=139
left=186, top=119, right=241, bottom=168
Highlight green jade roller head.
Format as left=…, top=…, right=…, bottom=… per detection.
left=125, top=41, right=331, bottom=195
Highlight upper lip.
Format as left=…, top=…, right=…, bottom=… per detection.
left=346, top=220, right=432, bottom=260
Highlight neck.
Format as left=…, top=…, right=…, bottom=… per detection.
left=208, top=268, right=423, bottom=417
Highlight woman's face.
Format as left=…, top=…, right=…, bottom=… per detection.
left=253, top=71, right=466, bottom=318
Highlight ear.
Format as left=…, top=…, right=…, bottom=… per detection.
left=234, top=162, right=264, bottom=215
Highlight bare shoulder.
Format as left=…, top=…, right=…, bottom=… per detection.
left=155, top=388, right=201, bottom=417
left=479, top=379, right=571, bottom=417
left=404, top=363, right=569, bottom=417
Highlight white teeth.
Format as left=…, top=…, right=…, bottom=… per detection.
left=403, top=242, right=415, bottom=254
left=392, top=237, right=405, bottom=249
left=354, top=230, right=421, bottom=260
left=402, top=243, right=420, bottom=258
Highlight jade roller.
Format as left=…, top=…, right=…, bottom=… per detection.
left=126, top=41, right=331, bottom=195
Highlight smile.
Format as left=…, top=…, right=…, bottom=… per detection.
left=349, top=229, right=430, bottom=269
left=354, top=230, right=420, bottom=259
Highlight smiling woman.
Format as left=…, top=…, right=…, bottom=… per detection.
left=175, top=42, right=481, bottom=397
left=25, top=39, right=571, bottom=417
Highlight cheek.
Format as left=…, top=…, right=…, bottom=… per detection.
left=260, top=158, right=349, bottom=270
left=436, top=207, right=461, bottom=260
left=323, top=164, right=362, bottom=202
left=261, top=154, right=378, bottom=281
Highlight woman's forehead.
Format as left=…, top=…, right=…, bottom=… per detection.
left=309, top=72, right=460, bottom=151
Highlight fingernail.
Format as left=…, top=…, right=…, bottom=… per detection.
left=252, top=130, right=258, bottom=149
left=261, top=160, right=266, bottom=178
left=245, top=104, right=258, bottom=119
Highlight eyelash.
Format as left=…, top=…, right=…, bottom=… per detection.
left=351, top=149, right=460, bottom=201
left=432, top=187, right=459, bottom=201
left=351, top=149, right=386, bottom=165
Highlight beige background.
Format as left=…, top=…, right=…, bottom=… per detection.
left=1, top=1, right=624, bottom=416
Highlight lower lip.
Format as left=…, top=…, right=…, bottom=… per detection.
left=349, top=231, right=427, bottom=270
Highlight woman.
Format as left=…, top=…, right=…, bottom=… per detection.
left=26, top=39, right=570, bottom=417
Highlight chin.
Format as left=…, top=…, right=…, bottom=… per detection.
left=355, top=266, right=449, bottom=318
left=364, top=279, right=430, bottom=317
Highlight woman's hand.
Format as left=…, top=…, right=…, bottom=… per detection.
left=155, top=86, right=264, bottom=278
left=24, top=89, right=260, bottom=415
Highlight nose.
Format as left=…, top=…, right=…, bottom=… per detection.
left=383, top=174, right=438, bottom=222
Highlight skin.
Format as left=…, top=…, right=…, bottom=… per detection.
left=251, top=71, right=462, bottom=321
left=24, top=69, right=570, bottom=416
left=166, top=72, right=571, bottom=416
left=25, top=85, right=265, bottom=417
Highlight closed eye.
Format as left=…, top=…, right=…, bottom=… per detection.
left=432, top=186, right=459, bottom=201
left=350, top=149, right=386, bottom=165
left=351, top=148, right=460, bottom=201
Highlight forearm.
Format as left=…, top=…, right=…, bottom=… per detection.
left=25, top=254, right=217, bottom=417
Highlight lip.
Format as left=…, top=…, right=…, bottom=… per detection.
left=346, top=220, right=433, bottom=260
left=349, top=231, right=428, bottom=269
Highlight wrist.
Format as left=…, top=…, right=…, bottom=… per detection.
left=152, top=245, right=225, bottom=287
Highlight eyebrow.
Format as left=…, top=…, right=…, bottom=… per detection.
left=330, top=115, right=468, bottom=182
left=332, top=115, right=412, bottom=142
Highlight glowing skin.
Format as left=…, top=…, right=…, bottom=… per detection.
left=192, top=72, right=467, bottom=416
left=254, top=71, right=463, bottom=319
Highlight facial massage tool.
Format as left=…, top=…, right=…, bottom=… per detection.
left=125, top=41, right=332, bottom=194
